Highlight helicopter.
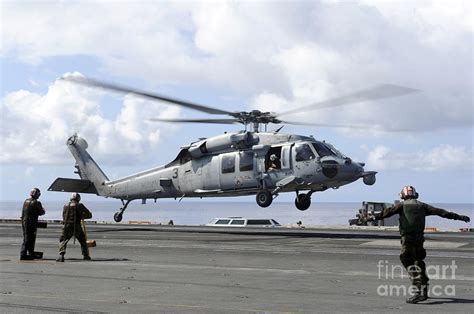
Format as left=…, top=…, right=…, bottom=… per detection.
left=48, top=76, right=417, bottom=222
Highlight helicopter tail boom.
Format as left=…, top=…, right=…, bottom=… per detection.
left=64, top=134, right=111, bottom=196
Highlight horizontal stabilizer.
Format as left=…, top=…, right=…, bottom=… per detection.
left=48, top=178, right=98, bottom=194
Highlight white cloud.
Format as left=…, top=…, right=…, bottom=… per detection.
left=360, top=0, right=473, bottom=46
left=0, top=74, right=181, bottom=165
left=366, top=144, right=474, bottom=171
left=1, top=1, right=472, bottom=135
left=250, top=92, right=289, bottom=114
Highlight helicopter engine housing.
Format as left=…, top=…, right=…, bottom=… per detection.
left=188, top=132, right=258, bottom=158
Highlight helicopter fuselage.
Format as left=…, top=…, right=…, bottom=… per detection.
left=56, top=132, right=374, bottom=200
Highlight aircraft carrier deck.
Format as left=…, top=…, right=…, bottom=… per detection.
left=1, top=222, right=473, bottom=313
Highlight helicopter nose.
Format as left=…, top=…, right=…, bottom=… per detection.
left=355, top=161, right=365, bottom=173
left=338, top=159, right=365, bottom=180
left=319, top=157, right=363, bottom=180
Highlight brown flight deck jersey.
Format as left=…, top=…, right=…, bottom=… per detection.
left=377, top=199, right=463, bottom=241
left=21, top=198, right=45, bottom=226
left=62, top=201, right=92, bottom=224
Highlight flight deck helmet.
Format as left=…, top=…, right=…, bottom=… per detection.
left=30, top=188, right=41, bottom=199
left=71, top=192, right=81, bottom=202
left=400, top=185, right=419, bottom=200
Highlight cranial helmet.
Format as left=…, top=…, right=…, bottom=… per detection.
left=270, top=154, right=278, bottom=161
left=30, top=187, right=41, bottom=199
left=71, top=192, right=81, bottom=202
left=400, top=185, right=419, bottom=200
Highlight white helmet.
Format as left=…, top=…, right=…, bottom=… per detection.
left=270, top=154, right=278, bottom=161
left=71, top=192, right=81, bottom=202
left=400, top=185, right=418, bottom=200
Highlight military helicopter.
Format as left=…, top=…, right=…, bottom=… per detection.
left=48, top=76, right=416, bottom=222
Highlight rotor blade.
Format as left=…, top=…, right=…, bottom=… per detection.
left=147, top=118, right=240, bottom=124
left=278, top=84, right=418, bottom=116
left=62, top=76, right=235, bottom=116
left=280, top=120, right=413, bottom=132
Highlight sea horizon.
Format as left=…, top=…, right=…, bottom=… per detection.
left=1, top=200, right=472, bottom=228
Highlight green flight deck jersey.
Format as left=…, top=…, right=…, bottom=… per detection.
left=377, top=199, right=463, bottom=241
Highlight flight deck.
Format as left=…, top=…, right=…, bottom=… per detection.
left=1, top=223, right=472, bottom=313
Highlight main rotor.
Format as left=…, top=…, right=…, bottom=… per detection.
left=62, top=75, right=418, bottom=133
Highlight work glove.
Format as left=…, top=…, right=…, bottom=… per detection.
left=459, top=215, right=470, bottom=223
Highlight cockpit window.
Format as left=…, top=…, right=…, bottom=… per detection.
left=295, top=144, right=316, bottom=162
left=311, top=142, right=336, bottom=157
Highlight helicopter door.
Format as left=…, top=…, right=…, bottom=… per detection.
left=280, top=145, right=292, bottom=170
left=293, top=143, right=317, bottom=175
left=219, top=152, right=238, bottom=190
left=202, top=155, right=220, bottom=190
left=235, top=151, right=257, bottom=188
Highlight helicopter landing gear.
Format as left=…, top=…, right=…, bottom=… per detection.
left=114, top=200, right=132, bottom=222
left=256, top=190, right=273, bottom=208
left=295, top=191, right=313, bottom=211
left=114, top=211, right=123, bottom=222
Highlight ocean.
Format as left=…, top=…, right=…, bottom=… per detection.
left=1, top=200, right=472, bottom=228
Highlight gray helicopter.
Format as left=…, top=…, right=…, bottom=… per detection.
left=48, top=77, right=416, bottom=222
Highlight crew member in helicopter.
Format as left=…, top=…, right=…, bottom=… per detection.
left=268, top=154, right=281, bottom=171
left=20, top=188, right=46, bottom=260
left=56, top=193, right=93, bottom=262
left=374, top=186, right=470, bottom=304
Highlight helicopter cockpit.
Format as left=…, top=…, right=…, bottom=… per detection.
left=263, top=140, right=348, bottom=173
left=294, top=141, right=347, bottom=161
left=294, top=143, right=316, bottom=161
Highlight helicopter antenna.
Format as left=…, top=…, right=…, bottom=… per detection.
left=274, top=125, right=285, bottom=134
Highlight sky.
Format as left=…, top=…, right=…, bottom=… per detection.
left=1, top=0, right=473, bottom=204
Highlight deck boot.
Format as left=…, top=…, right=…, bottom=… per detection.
left=56, top=253, right=65, bottom=262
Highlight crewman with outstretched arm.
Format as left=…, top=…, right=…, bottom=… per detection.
left=374, top=186, right=470, bottom=304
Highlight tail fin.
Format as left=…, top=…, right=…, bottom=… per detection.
left=67, top=134, right=109, bottom=195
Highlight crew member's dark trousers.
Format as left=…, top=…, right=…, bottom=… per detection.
left=21, top=222, right=37, bottom=257
left=400, top=237, right=429, bottom=290
left=59, top=223, right=89, bottom=257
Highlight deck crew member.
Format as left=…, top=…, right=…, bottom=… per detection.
left=56, top=193, right=92, bottom=262
left=375, top=186, right=470, bottom=304
left=20, top=188, right=46, bottom=260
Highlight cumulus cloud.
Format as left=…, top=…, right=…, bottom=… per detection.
left=366, top=144, right=474, bottom=171
left=0, top=73, right=180, bottom=165
left=2, top=2, right=472, bottom=133
left=1, top=1, right=472, bottom=165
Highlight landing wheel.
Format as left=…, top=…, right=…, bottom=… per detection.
left=295, top=194, right=311, bottom=211
left=114, top=200, right=132, bottom=223
left=256, top=190, right=273, bottom=208
left=114, top=211, right=123, bottom=222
